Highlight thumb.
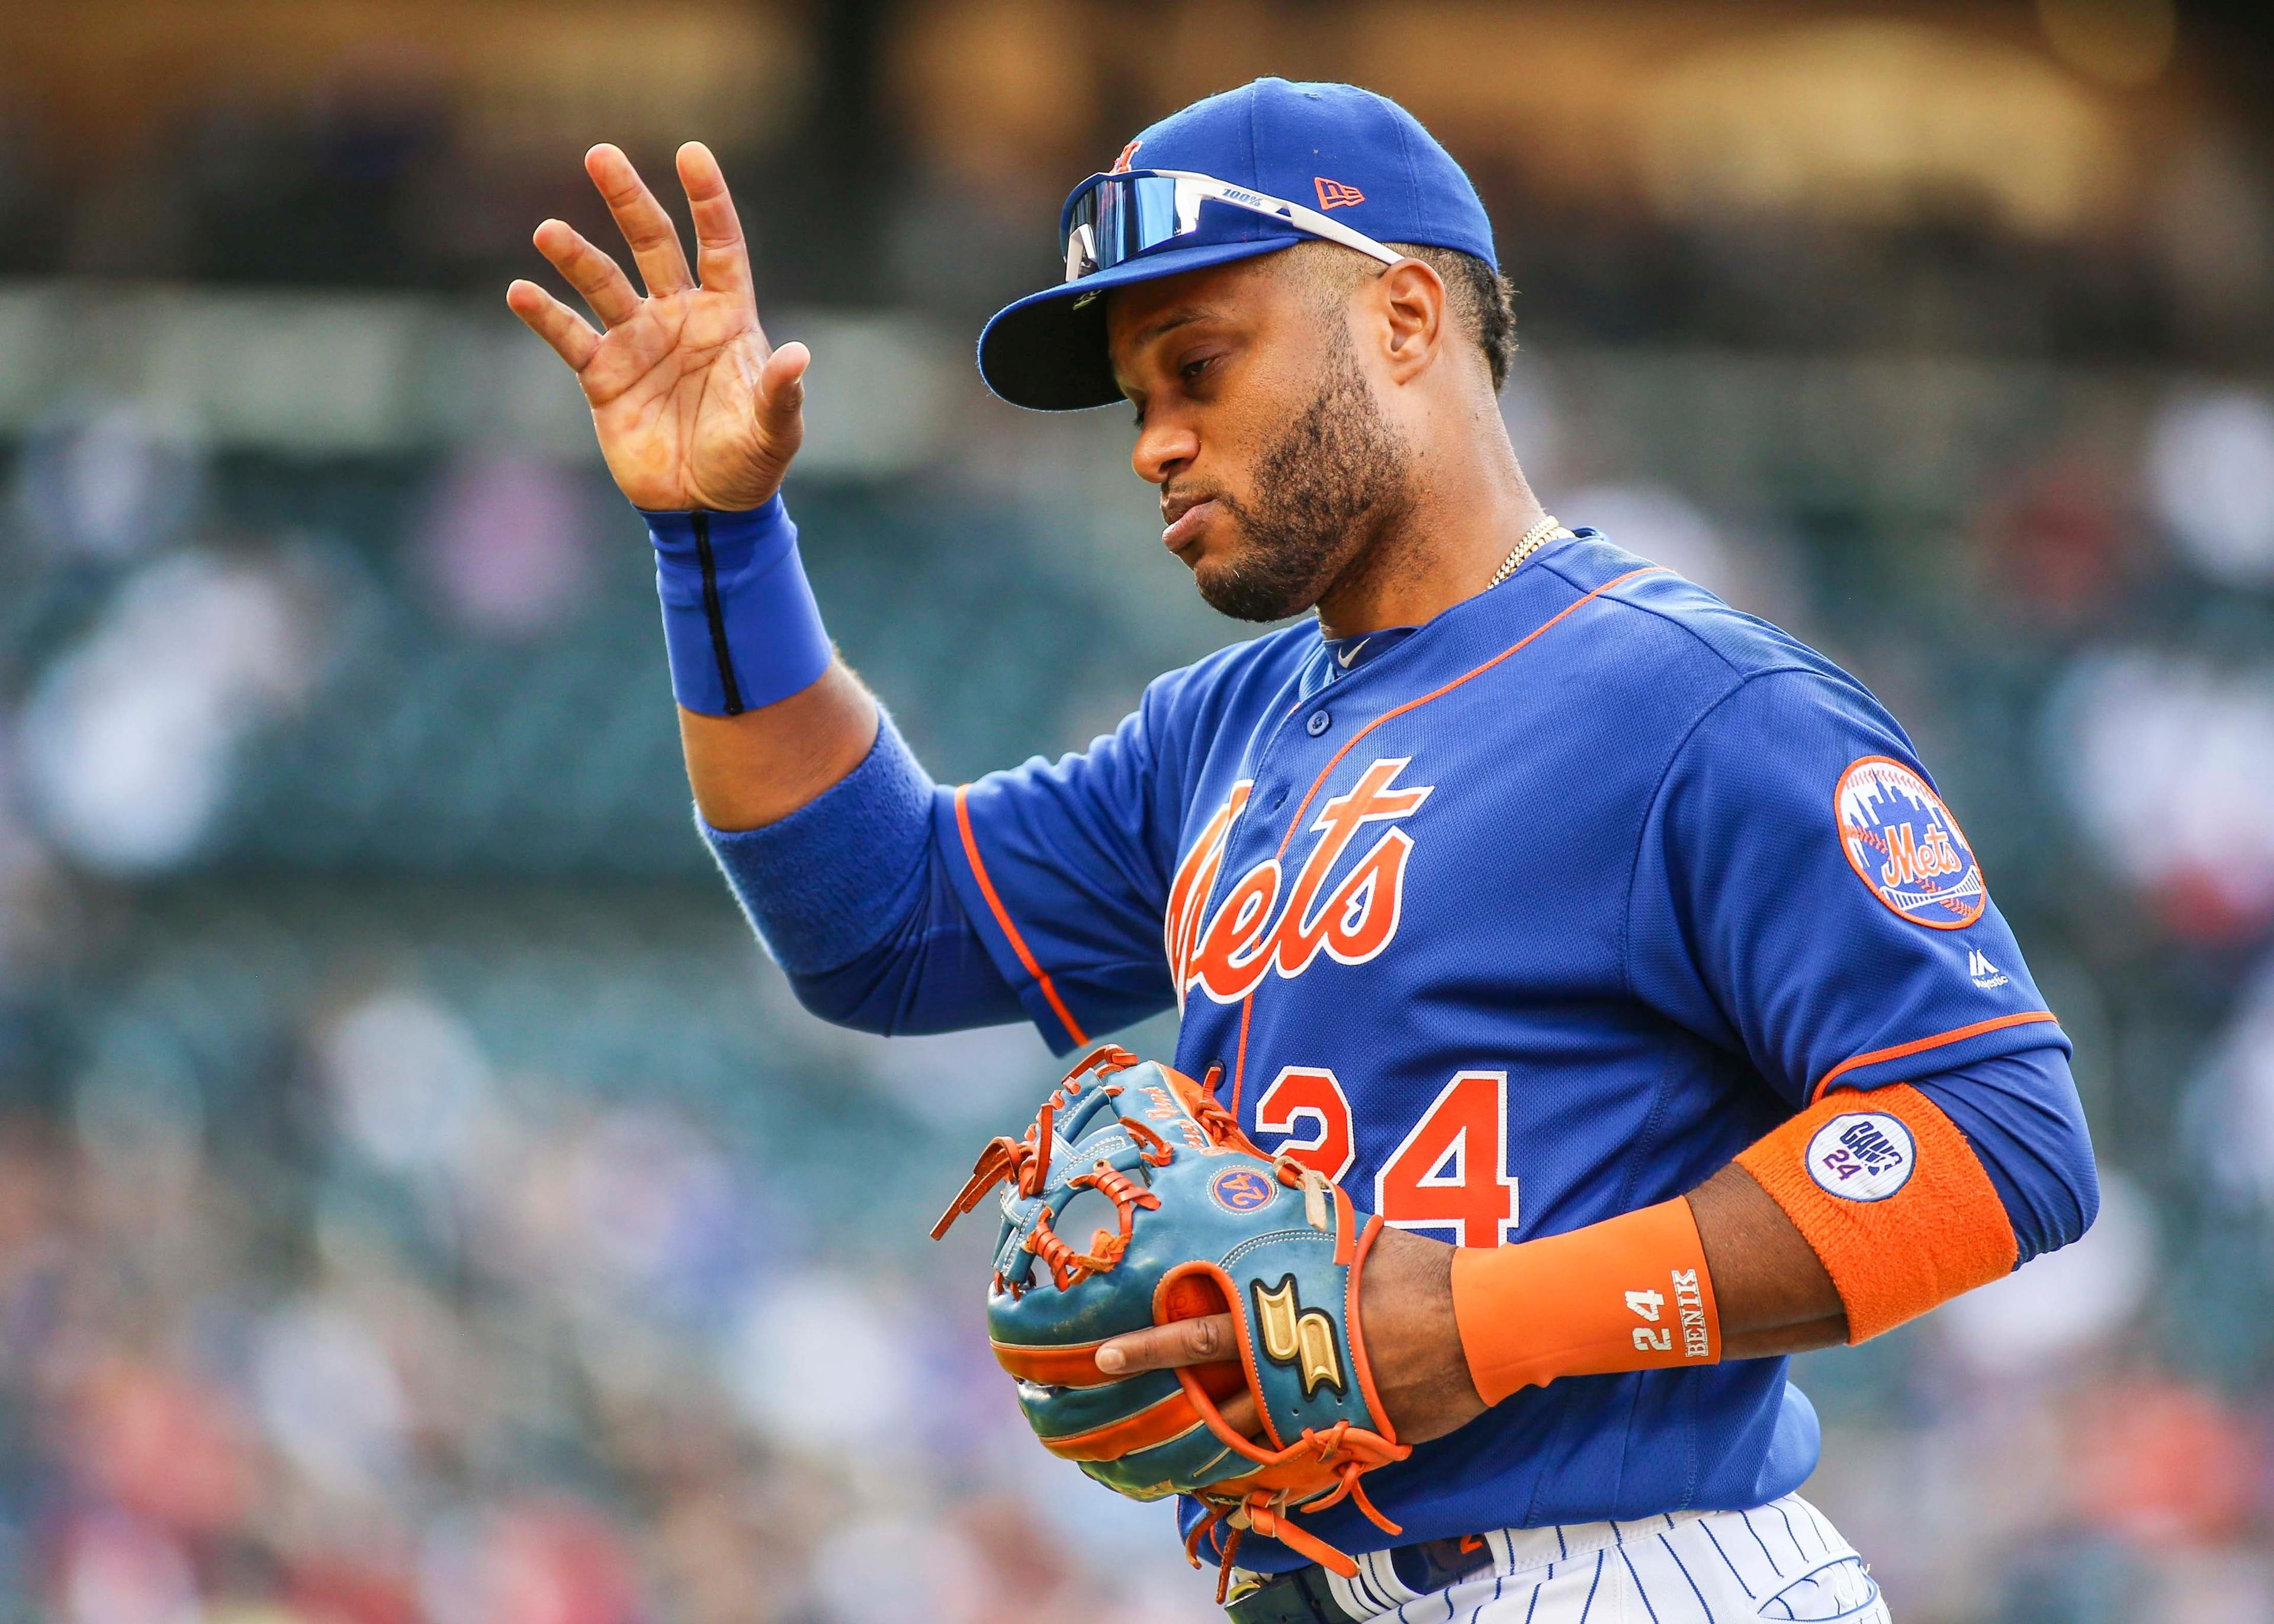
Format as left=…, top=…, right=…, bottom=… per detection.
left=759, top=340, right=809, bottom=433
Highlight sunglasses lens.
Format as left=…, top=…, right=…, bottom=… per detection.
left=1065, top=175, right=1184, bottom=278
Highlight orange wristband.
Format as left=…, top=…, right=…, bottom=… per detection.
left=1449, top=1198, right=1721, bottom=1407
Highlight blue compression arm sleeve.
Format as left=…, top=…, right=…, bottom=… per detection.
left=1913, top=1046, right=2099, bottom=1267
left=645, top=497, right=833, bottom=716
left=701, top=710, right=1024, bottom=1033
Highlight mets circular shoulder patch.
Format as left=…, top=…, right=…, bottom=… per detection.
left=1835, top=755, right=1986, bottom=930
left=1210, top=1167, right=1276, bottom=1214
left=1805, top=1111, right=1916, bottom=1201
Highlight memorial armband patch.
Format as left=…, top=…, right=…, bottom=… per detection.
left=1736, top=1083, right=2016, bottom=1343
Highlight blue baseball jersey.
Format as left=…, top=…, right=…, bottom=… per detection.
left=926, top=530, right=2069, bottom=1565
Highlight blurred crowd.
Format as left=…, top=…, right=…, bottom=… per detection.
left=9, top=1, right=2271, bottom=364
left=3, top=2, right=2274, bottom=1621
left=0, top=979, right=1231, bottom=1624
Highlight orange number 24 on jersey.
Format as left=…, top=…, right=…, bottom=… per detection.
left=1255, top=1065, right=1520, bottom=1247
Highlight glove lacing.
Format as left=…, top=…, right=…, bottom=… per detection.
left=930, top=1046, right=1179, bottom=1292
left=1172, top=1285, right=1412, bottom=1602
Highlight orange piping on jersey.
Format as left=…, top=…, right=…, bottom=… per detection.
left=1271, top=567, right=1671, bottom=859
left=1229, top=997, right=1255, bottom=1119
left=953, top=784, right=1091, bottom=1047
left=1231, top=565, right=1672, bottom=1100
left=1808, top=1011, right=2059, bottom=1105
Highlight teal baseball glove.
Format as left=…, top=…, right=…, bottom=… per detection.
left=932, top=1046, right=1411, bottom=1596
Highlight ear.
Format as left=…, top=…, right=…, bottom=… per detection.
left=1371, top=258, right=1446, bottom=385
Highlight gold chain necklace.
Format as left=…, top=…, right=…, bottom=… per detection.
left=1486, top=514, right=1572, bottom=590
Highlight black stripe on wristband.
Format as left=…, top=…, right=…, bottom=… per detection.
left=691, top=512, right=746, bottom=715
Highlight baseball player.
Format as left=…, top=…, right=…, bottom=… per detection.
left=509, top=81, right=2098, bottom=1623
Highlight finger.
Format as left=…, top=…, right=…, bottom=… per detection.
left=758, top=340, right=809, bottom=434
left=677, top=141, right=754, bottom=301
left=531, top=220, right=640, bottom=328
left=1096, top=1313, right=1236, bottom=1375
left=505, top=281, right=600, bottom=371
left=586, top=143, right=694, bottom=296
left=1219, top=1388, right=1263, bottom=1440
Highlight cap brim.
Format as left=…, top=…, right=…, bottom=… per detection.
left=977, top=236, right=1301, bottom=412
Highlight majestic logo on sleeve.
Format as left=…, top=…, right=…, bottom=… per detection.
left=1835, top=756, right=1986, bottom=930
left=1164, top=760, right=1433, bottom=1008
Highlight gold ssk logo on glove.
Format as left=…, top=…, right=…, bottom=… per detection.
left=1252, top=1276, right=1346, bottom=1397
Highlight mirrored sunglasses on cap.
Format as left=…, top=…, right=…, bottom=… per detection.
left=1060, top=169, right=1404, bottom=284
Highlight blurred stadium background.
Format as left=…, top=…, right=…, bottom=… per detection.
left=1, top=1, right=2272, bottom=1620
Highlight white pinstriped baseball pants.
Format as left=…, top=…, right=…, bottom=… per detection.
left=1308, top=1495, right=1889, bottom=1623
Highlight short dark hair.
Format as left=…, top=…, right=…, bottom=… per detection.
left=1290, top=240, right=1517, bottom=394
left=1395, top=245, right=1517, bottom=394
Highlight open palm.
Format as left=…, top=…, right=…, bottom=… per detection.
left=507, top=143, right=808, bottom=513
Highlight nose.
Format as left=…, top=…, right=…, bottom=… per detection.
left=1131, top=415, right=1198, bottom=487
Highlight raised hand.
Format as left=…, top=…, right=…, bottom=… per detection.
left=507, top=142, right=808, bottom=513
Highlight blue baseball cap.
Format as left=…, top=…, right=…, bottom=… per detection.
left=977, top=78, right=1496, bottom=411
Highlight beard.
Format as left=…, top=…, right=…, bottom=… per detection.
left=1194, top=332, right=1417, bottom=623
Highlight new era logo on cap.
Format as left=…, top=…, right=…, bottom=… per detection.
left=1314, top=177, right=1366, bottom=210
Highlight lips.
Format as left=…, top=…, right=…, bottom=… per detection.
left=1161, top=497, right=1219, bottom=554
